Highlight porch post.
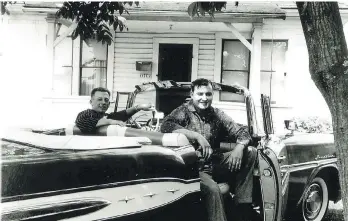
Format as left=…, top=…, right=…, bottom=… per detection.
left=71, top=36, right=81, bottom=96
left=45, top=14, right=56, bottom=96
left=249, top=23, right=262, bottom=105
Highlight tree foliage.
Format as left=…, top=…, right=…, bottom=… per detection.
left=187, top=2, right=228, bottom=18
left=1, top=1, right=139, bottom=45
left=291, top=116, right=333, bottom=133
left=0, top=1, right=16, bottom=15
left=56, top=2, right=138, bottom=45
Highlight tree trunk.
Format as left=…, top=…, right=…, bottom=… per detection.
left=297, top=2, right=348, bottom=221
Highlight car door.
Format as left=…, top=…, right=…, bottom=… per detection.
left=258, top=94, right=283, bottom=221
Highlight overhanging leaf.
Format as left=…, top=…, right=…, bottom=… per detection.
left=55, top=1, right=130, bottom=45
left=197, top=2, right=205, bottom=16
left=188, top=2, right=198, bottom=18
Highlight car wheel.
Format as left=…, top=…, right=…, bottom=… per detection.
left=300, top=177, right=329, bottom=221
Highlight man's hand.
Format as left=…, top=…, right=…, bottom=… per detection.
left=195, top=134, right=213, bottom=161
left=227, top=144, right=244, bottom=172
left=136, top=103, right=153, bottom=111
left=171, top=129, right=213, bottom=161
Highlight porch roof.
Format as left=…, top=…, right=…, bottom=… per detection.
left=13, top=1, right=287, bottom=22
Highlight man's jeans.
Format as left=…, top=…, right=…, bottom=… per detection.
left=199, top=146, right=258, bottom=221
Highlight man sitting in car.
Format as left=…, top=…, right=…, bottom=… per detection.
left=75, top=87, right=152, bottom=134
left=160, top=78, right=258, bottom=221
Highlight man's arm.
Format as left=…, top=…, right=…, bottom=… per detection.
left=75, top=110, right=126, bottom=134
left=217, top=109, right=252, bottom=171
left=160, top=106, right=187, bottom=133
left=217, top=109, right=251, bottom=148
left=96, top=118, right=126, bottom=127
left=160, top=107, right=212, bottom=160
left=172, top=129, right=212, bottom=160
left=75, top=110, right=101, bottom=134
left=108, top=103, right=153, bottom=121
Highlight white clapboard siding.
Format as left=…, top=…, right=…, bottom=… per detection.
left=199, top=44, right=215, bottom=50
left=197, top=34, right=215, bottom=80
left=199, top=50, right=215, bottom=55
left=115, top=58, right=153, bottom=64
left=199, top=54, right=215, bottom=60
left=198, top=60, right=215, bottom=66
left=200, top=40, right=215, bottom=45
left=115, top=48, right=153, bottom=54
left=115, top=53, right=153, bottom=59
left=114, top=63, right=136, bottom=69
left=198, top=64, right=214, bottom=71
left=115, top=43, right=153, bottom=49
left=115, top=32, right=214, bottom=39
left=198, top=70, right=214, bottom=76
left=113, top=32, right=216, bottom=95
left=115, top=38, right=153, bottom=43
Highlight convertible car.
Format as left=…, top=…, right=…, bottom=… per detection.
left=1, top=81, right=340, bottom=221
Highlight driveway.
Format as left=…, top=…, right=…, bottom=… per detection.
left=284, top=201, right=343, bottom=221
left=323, top=201, right=344, bottom=221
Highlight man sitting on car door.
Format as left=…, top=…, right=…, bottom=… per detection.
left=75, top=87, right=152, bottom=134
left=160, top=78, right=258, bottom=221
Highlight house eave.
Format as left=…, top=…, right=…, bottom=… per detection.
left=19, top=6, right=286, bottom=22
left=123, top=11, right=286, bottom=22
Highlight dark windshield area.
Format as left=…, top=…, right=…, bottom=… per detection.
left=155, top=88, right=191, bottom=116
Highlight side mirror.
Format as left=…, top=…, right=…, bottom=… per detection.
left=284, top=120, right=297, bottom=134
left=154, top=111, right=164, bottom=120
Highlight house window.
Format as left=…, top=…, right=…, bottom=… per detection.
left=80, top=40, right=108, bottom=96
left=52, top=25, right=109, bottom=97
left=220, top=40, right=250, bottom=102
left=260, top=40, right=288, bottom=104
left=53, top=35, right=73, bottom=96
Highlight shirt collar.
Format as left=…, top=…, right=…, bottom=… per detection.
left=187, top=100, right=196, bottom=112
left=187, top=100, right=214, bottom=116
left=90, top=109, right=107, bottom=116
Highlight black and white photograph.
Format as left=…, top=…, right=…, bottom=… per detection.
left=1, top=1, right=347, bottom=221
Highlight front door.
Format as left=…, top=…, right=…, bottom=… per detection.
left=158, top=44, right=192, bottom=82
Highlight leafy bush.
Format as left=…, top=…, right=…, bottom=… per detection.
left=291, top=116, right=333, bottom=133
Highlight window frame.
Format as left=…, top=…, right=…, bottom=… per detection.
left=52, top=34, right=74, bottom=96
left=260, top=39, right=288, bottom=104
left=78, top=39, right=109, bottom=96
left=50, top=22, right=115, bottom=98
left=219, top=39, right=251, bottom=103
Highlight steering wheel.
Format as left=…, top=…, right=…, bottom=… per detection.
left=126, top=107, right=160, bottom=131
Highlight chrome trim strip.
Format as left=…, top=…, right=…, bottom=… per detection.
left=2, top=198, right=110, bottom=220
left=281, top=172, right=290, bottom=196
left=280, top=158, right=337, bottom=173
left=2, top=181, right=200, bottom=221
left=2, top=178, right=200, bottom=203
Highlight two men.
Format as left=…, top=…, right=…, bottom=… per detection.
left=160, top=78, right=258, bottom=221
left=75, top=87, right=152, bottom=134
left=78, top=81, right=258, bottom=221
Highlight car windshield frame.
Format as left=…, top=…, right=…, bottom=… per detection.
left=126, top=80, right=265, bottom=139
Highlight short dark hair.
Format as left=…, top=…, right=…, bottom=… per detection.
left=91, top=87, right=111, bottom=97
left=191, top=78, right=213, bottom=92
